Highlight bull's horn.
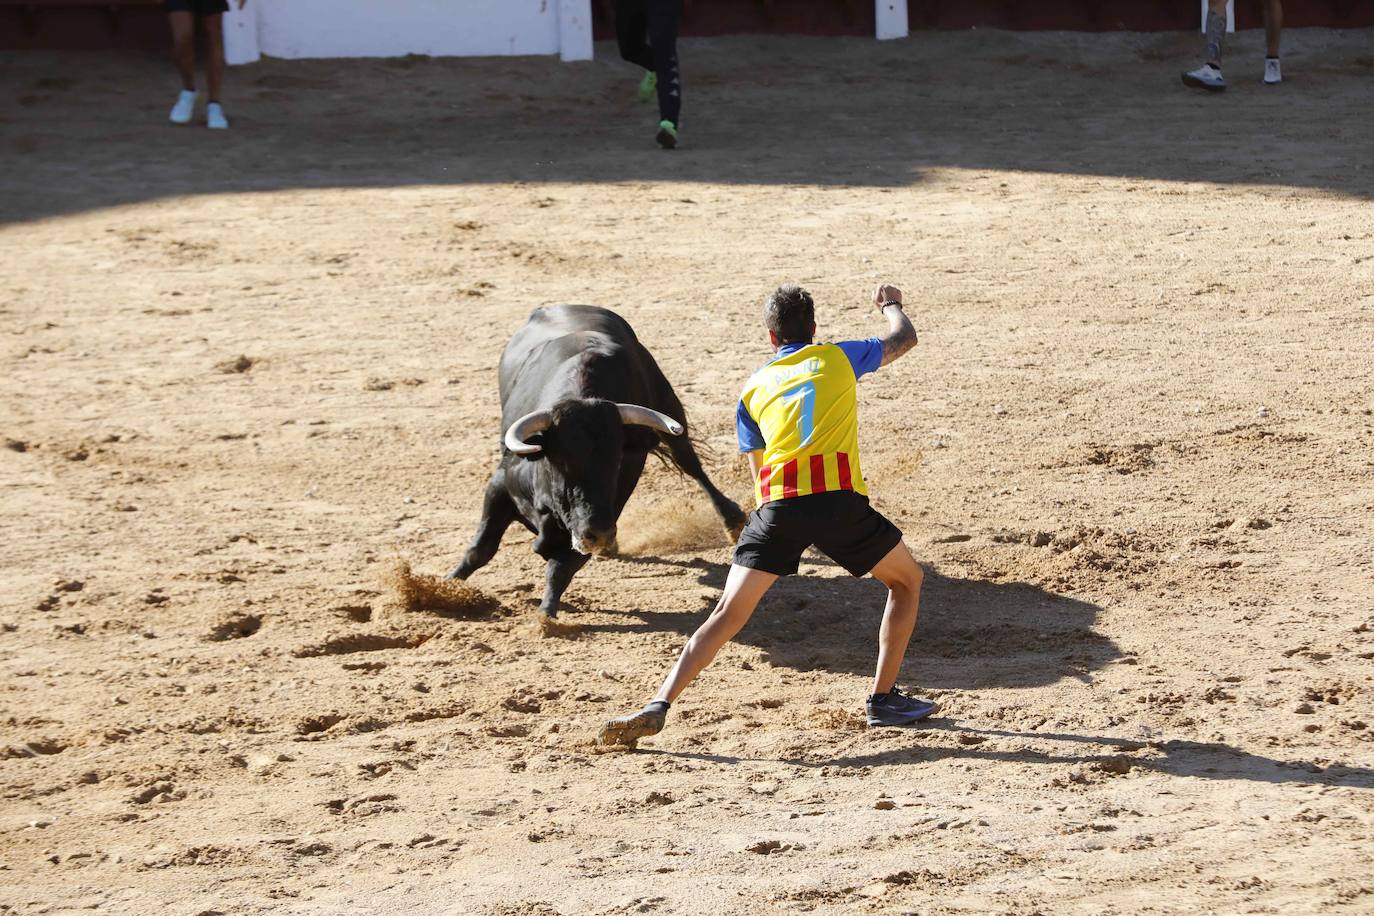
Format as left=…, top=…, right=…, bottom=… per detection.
left=616, top=404, right=685, bottom=437
left=504, top=409, right=554, bottom=456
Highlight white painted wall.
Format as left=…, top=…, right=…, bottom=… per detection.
left=223, top=1, right=259, bottom=65
left=875, top=0, right=908, bottom=40
left=253, top=0, right=576, bottom=60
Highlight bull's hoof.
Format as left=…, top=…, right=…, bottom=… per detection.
left=442, top=567, right=467, bottom=581
left=722, top=504, right=748, bottom=543
left=537, top=614, right=582, bottom=639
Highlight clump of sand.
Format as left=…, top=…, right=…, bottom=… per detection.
left=618, top=494, right=735, bottom=555
left=381, top=559, right=499, bottom=617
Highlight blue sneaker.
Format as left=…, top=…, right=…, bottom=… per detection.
left=866, top=688, right=939, bottom=727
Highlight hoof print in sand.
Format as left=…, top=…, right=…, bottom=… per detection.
left=293, top=634, right=428, bottom=658
left=296, top=714, right=347, bottom=736
left=206, top=613, right=261, bottom=641
left=537, top=616, right=582, bottom=639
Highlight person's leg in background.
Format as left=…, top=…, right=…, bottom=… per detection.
left=614, top=0, right=659, bottom=106
left=645, top=0, right=682, bottom=147
left=1262, top=0, right=1283, bottom=84
left=1182, top=0, right=1229, bottom=92
left=202, top=12, right=230, bottom=127
left=168, top=9, right=198, bottom=123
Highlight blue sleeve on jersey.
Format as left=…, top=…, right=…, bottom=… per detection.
left=736, top=399, right=765, bottom=452
left=836, top=338, right=884, bottom=380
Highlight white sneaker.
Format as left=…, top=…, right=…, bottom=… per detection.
left=169, top=89, right=197, bottom=124
left=206, top=102, right=229, bottom=130
left=1181, top=63, right=1226, bottom=92
left=1262, top=57, right=1282, bottom=85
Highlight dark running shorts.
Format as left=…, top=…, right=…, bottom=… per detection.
left=165, top=0, right=229, bottom=15
left=733, top=491, right=903, bottom=578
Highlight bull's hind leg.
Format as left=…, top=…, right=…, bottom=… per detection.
left=446, top=470, right=520, bottom=581
left=665, top=434, right=748, bottom=540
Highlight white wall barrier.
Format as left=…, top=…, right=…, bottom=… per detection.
left=875, top=0, right=909, bottom=40
left=230, top=0, right=592, bottom=62
left=226, top=0, right=901, bottom=64
left=223, top=1, right=259, bottom=66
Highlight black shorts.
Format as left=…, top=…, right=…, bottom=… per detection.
left=165, top=0, right=229, bottom=15
left=733, top=491, right=903, bottom=578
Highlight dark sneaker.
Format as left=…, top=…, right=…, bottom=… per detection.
left=655, top=119, right=678, bottom=150
left=866, top=688, right=940, bottom=727
left=598, top=704, right=667, bottom=748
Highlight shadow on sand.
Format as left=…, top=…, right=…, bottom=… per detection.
left=3, top=30, right=1372, bottom=225
left=650, top=722, right=1374, bottom=789
left=576, top=553, right=1117, bottom=692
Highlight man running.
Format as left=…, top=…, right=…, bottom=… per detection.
left=166, top=0, right=246, bottom=129
left=1183, top=0, right=1283, bottom=91
left=598, top=284, right=939, bottom=747
left=613, top=0, right=683, bottom=149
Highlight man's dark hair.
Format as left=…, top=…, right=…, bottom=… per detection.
left=764, top=285, right=815, bottom=345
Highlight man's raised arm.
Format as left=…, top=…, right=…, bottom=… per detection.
left=874, top=283, right=917, bottom=367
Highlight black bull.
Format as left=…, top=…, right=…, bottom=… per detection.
left=446, top=305, right=747, bottom=618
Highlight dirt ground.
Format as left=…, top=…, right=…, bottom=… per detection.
left=2, top=27, right=1373, bottom=916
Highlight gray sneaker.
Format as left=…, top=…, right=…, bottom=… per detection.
left=1182, top=63, right=1226, bottom=92
left=598, top=703, right=667, bottom=747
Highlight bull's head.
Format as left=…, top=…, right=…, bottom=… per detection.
left=503, top=399, right=684, bottom=557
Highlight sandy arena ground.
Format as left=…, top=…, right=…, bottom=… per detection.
left=2, top=28, right=1373, bottom=915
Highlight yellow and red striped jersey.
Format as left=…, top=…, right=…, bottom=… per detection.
left=736, top=339, right=882, bottom=507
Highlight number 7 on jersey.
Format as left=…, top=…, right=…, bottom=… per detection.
left=780, top=380, right=817, bottom=447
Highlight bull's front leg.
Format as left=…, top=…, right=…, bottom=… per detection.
left=445, top=469, right=522, bottom=581
left=538, top=549, right=591, bottom=618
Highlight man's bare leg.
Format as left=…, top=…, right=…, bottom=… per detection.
left=867, top=542, right=924, bottom=695
left=655, top=565, right=778, bottom=703
left=864, top=542, right=940, bottom=726
left=203, top=14, right=226, bottom=103
left=1264, top=0, right=1283, bottom=57
left=598, top=565, right=777, bottom=745
left=169, top=12, right=195, bottom=91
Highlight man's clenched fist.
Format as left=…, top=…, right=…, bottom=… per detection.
left=873, top=284, right=903, bottom=311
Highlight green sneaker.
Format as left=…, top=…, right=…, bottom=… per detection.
left=655, top=119, right=678, bottom=150
left=637, top=71, right=657, bottom=103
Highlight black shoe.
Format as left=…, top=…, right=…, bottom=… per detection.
left=866, top=688, right=940, bottom=727
left=655, top=120, right=678, bottom=150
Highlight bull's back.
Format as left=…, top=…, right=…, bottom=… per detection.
left=498, top=306, right=654, bottom=422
